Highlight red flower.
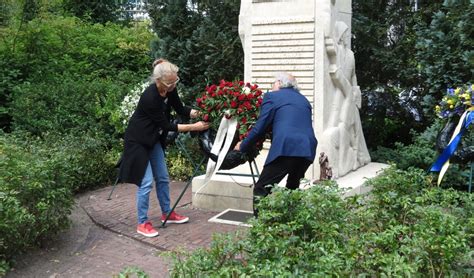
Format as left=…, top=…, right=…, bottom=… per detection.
left=207, top=84, right=217, bottom=93
left=243, top=101, right=252, bottom=110
left=195, top=79, right=264, bottom=154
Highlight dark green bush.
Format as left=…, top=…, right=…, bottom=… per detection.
left=371, top=121, right=439, bottom=170
left=0, top=132, right=73, bottom=263
left=148, top=0, right=243, bottom=104
left=372, top=120, right=473, bottom=190
left=168, top=167, right=473, bottom=277
left=1, top=15, right=152, bottom=133
left=0, top=130, right=117, bottom=265
left=9, top=73, right=140, bottom=137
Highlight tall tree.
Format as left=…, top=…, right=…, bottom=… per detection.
left=415, top=0, right=474, bottom=112
left=62, top=0, right=132, bottom=24
left=147, top=0, right=243, bottom=103
left=352, top=0, right=447, bottom=149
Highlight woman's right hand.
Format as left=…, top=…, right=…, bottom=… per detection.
left=193, top=121, right=210, bottom=131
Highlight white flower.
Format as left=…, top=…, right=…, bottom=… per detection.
left=242, top=87, right=251, bottom=95
left=118, top=82, right=148, bottom=130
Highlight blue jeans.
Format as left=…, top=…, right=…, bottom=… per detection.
left=137, top=142, right=171, bottom=224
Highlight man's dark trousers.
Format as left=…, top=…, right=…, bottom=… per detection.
left=253, top=156, right=312, bottom=216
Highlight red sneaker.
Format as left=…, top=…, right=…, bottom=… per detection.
left=162, top=211, right=189, bottom=224
left=137, top=221, right=159, bottom=237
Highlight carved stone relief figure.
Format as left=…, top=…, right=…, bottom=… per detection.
left=323, top=21, right=371, bottom=177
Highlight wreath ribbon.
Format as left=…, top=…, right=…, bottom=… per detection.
left=205, top=116, right=238, bottom=180
left=430, top=107, right=474, bottom=185
left=194, top=116, right=238, bottom=198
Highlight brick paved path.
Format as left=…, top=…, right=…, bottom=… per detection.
left=7, top=182, right=246, bottom=277
left=81, top=181, right=244, bottom=251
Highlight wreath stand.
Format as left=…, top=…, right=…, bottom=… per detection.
left=106, top=133, right=260, bottom=228
left=215, top=159, right=260, bottom=186
left=162, top=137, right=260, bottom=227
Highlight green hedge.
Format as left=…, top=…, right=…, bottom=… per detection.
left=1, top=15, right=152, bottom=135
left=9, top=73, right=138, bottom=137
left=168, top=167, right=473, bottom=277
left=0, top=131, right=117, bottom=270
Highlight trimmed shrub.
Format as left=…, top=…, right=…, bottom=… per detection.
left=168, top=167, right=473, bottom=277
left=0, top=132, right=73, bottom=263
left=0, top=130, right=117, bottom=265
left=9, top=74, right=139, bottom=137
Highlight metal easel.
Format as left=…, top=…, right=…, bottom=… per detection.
left=161, top=134, right=206, bottom=227
left=215, top=159, right=260, bottom=186
left=163, top=147, right=260, bottom=227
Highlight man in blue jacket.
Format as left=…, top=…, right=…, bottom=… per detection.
left=235, top=72, right=317, bottom=216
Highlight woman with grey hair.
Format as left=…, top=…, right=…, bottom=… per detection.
left=120, top=58, right=209, bottom=237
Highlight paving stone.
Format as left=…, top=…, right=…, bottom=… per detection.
left=7, top=181, right=247, bottom=277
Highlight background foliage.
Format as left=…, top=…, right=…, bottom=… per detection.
left=147, top=0, right=244, bottom=104
left=1, top=15, right=152, bottom=135
left=353, top=0, right=473, bottom=149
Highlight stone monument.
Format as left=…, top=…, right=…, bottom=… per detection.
left=192, top=0, right=387, bottom=211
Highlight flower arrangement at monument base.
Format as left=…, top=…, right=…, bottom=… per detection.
left=430, top=84, right=473, bottom=185
left=195, top=79, right=265, bottom=169
left=435, top=85, right=473, bottom=119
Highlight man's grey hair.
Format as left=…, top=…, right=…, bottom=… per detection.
left=275, top=72, right=299, bottom=91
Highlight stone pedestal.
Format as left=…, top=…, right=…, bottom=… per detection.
left=192, top=173, right=254, bottom=211
left=192, top=162, right=388, bottom=211
left=192, top=144, right=269, bottom=212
